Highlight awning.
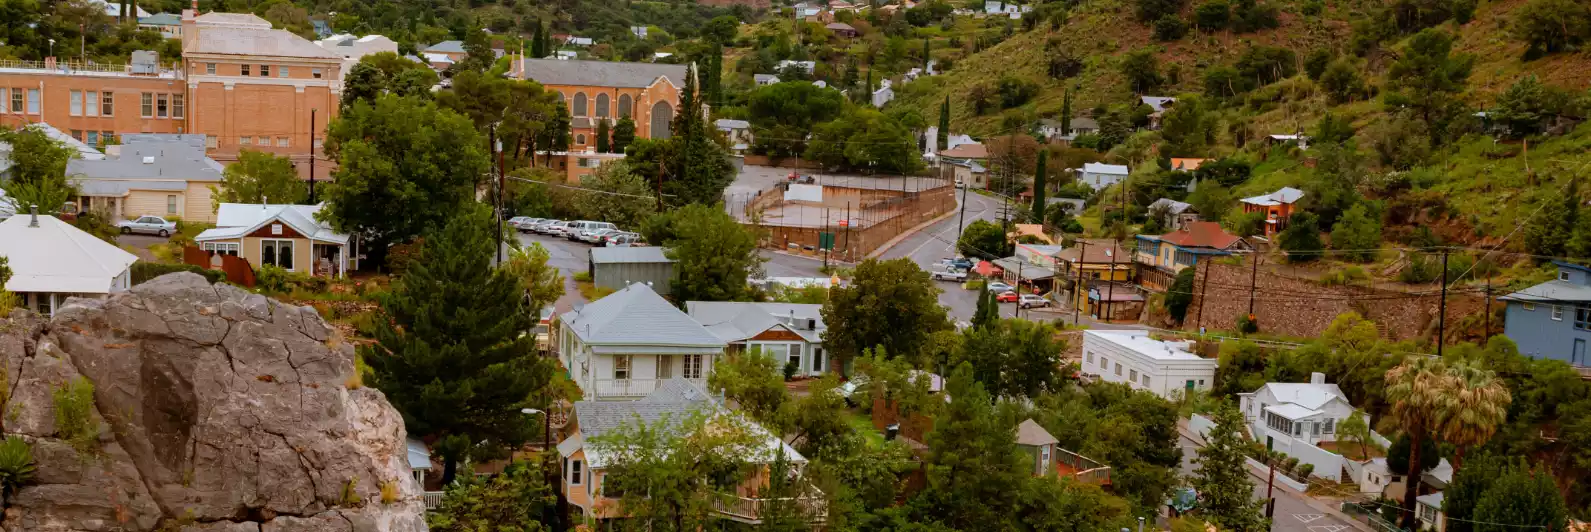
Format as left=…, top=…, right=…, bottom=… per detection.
left=992, top=257, right=1056, bottom=281
left=973, top=260, right=1002, bottom=277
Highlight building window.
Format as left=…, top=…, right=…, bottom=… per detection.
left=569, top=460, right=583, bottom=485
left=156, top=93, right=169, bottom=118
left=614, top=355, right=631, bottom=380
left=1576, top=307, right=1591, bottom=331
left=1142, top=375, right=1150, bottom=387
left=1129, top=369, right=1138, bottom=382
left=1323, top=418, right=1335, bottom=434
left=1114, top=363, right=1122, bottom=376
left=260, top=239, right=295, bottom=270
left=100, top=131, right=113, bottom=145
left=1085, top=351, right=1094, bottom=364
left=572, top=92, right=588, bottom=116
left=141, top=93, right=154, bottom=117
left=576, top=134, right=586, bottom=145
left=1553, top=305, right=1564, bottom=321
left=1523, top=302, right=1536, bottom=311
left=8, top=88, right=19, bottom=113
left=206, top=135, right=218, bottom=149
left=788, top=348, right=802, bottom=374
left=85, top=91, right=98, bottom=116
left=1561, top=271, right=1572, bottom=281
left=312, top=68, right=322, bottom=79
left=69, top=90, right=82, bottom=116
left=172, top=94, right=184, bottom=118
left=101, top=92, right=114, bottom=116
left=206, top=62, right=216, bottom=75
left=276, top=136, right=289, bottom=147
left=201, top=242, right=240, bottom=255
left=26, top=89, right=39, bottom=114
left=683, top=354, right=703, bottom=379
left=70, top=129, right=83, bottom=141
left=240, top=136, right=252, bottom=146
left=260, top=65, right=271, bottom=77
left=36, top=293, right=53, bottom=317
left=1099, top=356, right=1107, bottom=370
left=811, top=347, right=824, bottom=373
left=86, top=131, right=99, bottom=146
left=166, top=195, right=177, bottom=214
left=279, top=66, right=289, bottom=78
left=618, top=94, right=633, bottom=118
left=596, top=93, right=610, bottom=117
left=0, top=88, right=6, bottom=113
left=241, top=64, right=250, bottom=76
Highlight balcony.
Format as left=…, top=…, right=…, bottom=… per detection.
left=591, top=377, right=707, bottom=399
left=712, top=490, right=828, bottom=524
left=1055, top=448, right=1111, bottom=485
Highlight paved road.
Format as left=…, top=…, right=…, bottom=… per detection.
left=511, top=231, right=596, bottom=316
left=1177, top=432, right=1363, bottom=532
left=874, top=188, right=1004, bottom=322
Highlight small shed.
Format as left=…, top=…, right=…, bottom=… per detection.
left=1015, top=419, right=1059, bottom=477
left=590, top=247, right=676, bottom=296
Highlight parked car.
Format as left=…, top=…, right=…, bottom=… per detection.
left=117, top=215, right=177, bottom=237
left=508, top=217, right=541, bottom=232
left=603, top=232, right=643, bottom=246
left=545, top=221, right=575, bottom=237
left=986, top=281, right=1014, bottom=293
left=949, top=257, right=973, bottom=270
left=1019, top=294, right=1050, bottom=309
left=581, top=227, right=619, bottom=244
left=995, top=291, right=1020, bottom=303
left=533, top=219, right=563, bottom=234
left=931, top=269, right=968, bottom=282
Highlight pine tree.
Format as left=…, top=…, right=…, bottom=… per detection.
left=612, top=117, right=637, bottom=153
left=666, top=64, right=735, bottom=205
left=937, top=95, right=950, bottom=150
left=363, top=206, right=554, bottom=485
left=1060, top=88, right=1073, bottom=137
left=596, top=119, right=612, bottom=153
left=1031, top=150, right=1048, bottom=223
left=1192, top=402, right=1269, bottom=531
left=529, top=20, right=543, bottom=58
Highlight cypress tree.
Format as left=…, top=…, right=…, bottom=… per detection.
left=922, top=38, right=932, bottom=68
left=596, top=119, right=611, bottom=153
left=529, top=20, right=543, bottom=58
left=665, top=64, right=735, bottom=205
left=363, top=206, right=554, bottom=485
left=1060, top=89, right=1073, bottom=137
left=1031, top=150, right=1048, bottom=223
left=937, top=95, right=950, bottom=150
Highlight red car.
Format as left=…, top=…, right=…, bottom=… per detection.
left=995, top=291, right=1020, bottom=303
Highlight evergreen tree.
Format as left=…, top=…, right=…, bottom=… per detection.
left=1192, top=402, right=1269, bottom=532
left=595, top=119, right=612, bottom=153
left=922, top=38, right=932, bottom=68
left=1525, top=178, right=1578, bottom=257
left=937, top=95, right=951, bottom=150
left=529, top=20, right=543, bottom=58
left=363, top=206, right=555, bottom=485
left=1472, top=461, right=1570, bottom=531
left=915, top=365, right=1029, bottom=529
left=1277, top=212, right=1325, bottom=263
left=665, top=64, right=735, bottom=206
left=612, top=118, right=638, bottom=153
left=1060, top=88, right=1073, bottom=137
left=1444, top=453, right=1507, bottom=532
left=1031, top=150, right=1048, bottom=223
left=972, top=289, right=997, bottom=330
left=1166, top=266, right=1196, bottom=323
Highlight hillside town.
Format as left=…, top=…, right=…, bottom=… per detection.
left=0, top=0, right=1589, bottom=530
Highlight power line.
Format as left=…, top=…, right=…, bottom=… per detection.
left=505, top=174, right=674, bottom=200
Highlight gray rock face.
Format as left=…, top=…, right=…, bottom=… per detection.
left=0, top=273, right=428, bottom=532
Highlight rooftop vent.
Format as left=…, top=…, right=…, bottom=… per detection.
left=142, top=156, right=155, bottom=164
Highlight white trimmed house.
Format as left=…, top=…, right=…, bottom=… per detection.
left=1237, top=373, right=1365, bottom=455
left=1081, top=330, right=1217, bottom=400
left=193, top=203, right=354, bottom=278
left=0, top=210, right=137, bottom=316
left=686, top=302, right=830, bottom=377
left=558, top=283, right=725, bottom=400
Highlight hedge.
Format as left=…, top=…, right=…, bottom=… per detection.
left=131, top=262, right=226, bottom=285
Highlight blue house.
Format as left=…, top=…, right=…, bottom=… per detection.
left=1499, top=261, right=1591, bottom=367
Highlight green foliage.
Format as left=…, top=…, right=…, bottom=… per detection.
left=1136, top=0, right=1186, bottom=22
left=1235, top=313, right=1259, bottom=334
left=805, top=108, right=924, bottom=175
left=957, top=219, right=1012, bottom=259
left=1195, top=0, right=1230, bottom=31
left=427, top=461, right=553, bottom=532
left=254, top=264, right=328, bottom=294
left=1193, top=402, right=1269, bottom=531
left=322, top=95, right=487, bottom=268
left=1330, top=204, right=1383, bottom=262
left=1031, top=151, right=1049, bottom=224
left=594, top=119, right=611, bottom=153
left=748, top=81, right=847, bottom=157
left=1336, top=411, right=1374, bottom=460
left=1524, top=178, right=1578, bottom=257
left=340, top=52, right=439, bottom=111
left=821, top=258, right=951, bottom=366
left=954, top=318, right=1068, bottom=399
left=914, top=365, right=1030, bottom=528
left=130, top=263, right=227, bottom=286
left=1472, top=460, right=1569, bottom=531
left=1235, top=45, right=1297, bottom=87
left=707, top=348, right=788, bottom=424
left=1166, top=267, right=1196, bottom=323
left=572, top=161, right=655, bottom=228
left=215, top=150, right=307, bottom=207
left=0, top=436, right=35, bottom=506
left=1229, top=0, right=1279, bottom=32
left=644, top=204, right=762, bottom=302
left=500, top=243, right=565, bottom=318
left=611, top=117, right=638, bottom=154
left=996, top=76, right=1039, bottom=109
left=1277, top=212, right=1324, bottom=262
left=1153, top=15, right=1188, bottom=41
left=1303, top=49, right=1332, bottom=81
left=591, top=409, right=770, bottom=529
left=363, top=206, right=553, bottom=484
left=1030, top=382, right=1183, bottom=509
left=1511, top=0, right=1591, bottom=58
left=1320, top=59, right=1367, bottom=105
left=53, top=377, right=98, bottom=455
left=1490, top=75, right=1578, bottom=139
left=0, top=126, right=77, bottom=213
left=1385, top=28, right=1475, bottom=145
left=1120, top=50, right=1162, bottom=93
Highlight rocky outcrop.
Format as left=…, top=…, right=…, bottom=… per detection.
left=0, top=273, right=427, bottom=532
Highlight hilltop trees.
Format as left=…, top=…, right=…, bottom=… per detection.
left=1385, top=28, right=1474, bottom=145
left=1512, top=0, right=1591, bottom=58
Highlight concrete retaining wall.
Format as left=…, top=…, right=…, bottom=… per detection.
left=1290, top=440, right=1346, bottom=481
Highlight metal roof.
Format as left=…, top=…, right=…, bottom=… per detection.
left=1264, top=403, right=1322, bottom=420
left=991, top=256, right=1055, bottom=280
left=1081, top=162, right=1129, bottom=175
left=188, top=22, right=341, bottom=59
left=685, top=301, right=824, bottom=344
left=518, top=58, right=687, bottom=89
left=567, top=380, right=805, bottom=468
left=590, top=246, right=673, bottom=264
left=67, top=134, right=223, bottom=183
left=0, top=214, right=138, bottom=294
left=1240, top=187, right=1305, bottom=206
left=1256, top=382, right=1347, bottom=411
left=423, top=40, right=466, bottom=54
left=560, top=283, right=725, bottom=348
left=1499, top=280, right=1591, bottom=303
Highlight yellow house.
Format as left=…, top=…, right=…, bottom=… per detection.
left=1051, top=239, right=1134, bottom=315
left=67, top=134, right=224, bottom=223
left=557, top=380, right=826, bottom=525
left=193, top=202, right=354, bottom=277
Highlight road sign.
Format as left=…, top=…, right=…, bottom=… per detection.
left=838, top=219, right=849, bottom=227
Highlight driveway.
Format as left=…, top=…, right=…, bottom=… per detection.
left=116, top=234, right=170, bottom=262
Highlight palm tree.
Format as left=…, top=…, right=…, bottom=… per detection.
left=1384, top=357, right=1454, bottom=530
left=1436, top=360, right=1511, bottom=469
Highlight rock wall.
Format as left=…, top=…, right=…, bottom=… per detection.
left=0, top=273, right=428, bottom=532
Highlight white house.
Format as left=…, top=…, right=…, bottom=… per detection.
left=775, top=60, right=817, bottom=74
left=686, top=302, right=830, bottom=377
left=566, top=36, right=595, bottom=46
left=0, top=209, right=137, bottom=316
left=754, top=74, right=781, bottom=86
left=1237, top=373, right=1364, bottom=454
left=558, top=283, right=726, bottom=400
left=1080, top=330, right=1217, bottom=400
left=714, top=119, right=752, bottom=146
left=982, top=1, right=1031, bottom=18
left=1076, top=162, right=1130, bottom=190
left=194, top=203, right=354, bottom=278
left=1417, top=492, right=1446, bottom=532
left=871, top=79, right=894, bottom=107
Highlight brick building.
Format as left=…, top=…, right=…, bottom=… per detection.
left=510, top=58, right=690, bottom=181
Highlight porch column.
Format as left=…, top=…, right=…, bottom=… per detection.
left=338, top=244, right=347, bottom=278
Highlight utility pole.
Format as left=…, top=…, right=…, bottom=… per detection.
left=956, top=179, right=970, bottom=235
left=1104, top=241, right=1117, bottom=323
left=1264, top=458, right=1278, bottom=519
left=1437, top=248, right=1449, bottom=357
left=1194, top=258, right=1211, bottom=333
left=824, top=207, right=831, bottom=270
left=1015, top=261, right=1025, bottom=320
left=1247, top=252, right=1261, bottom=316
left=1073, top=240, right=1088, bottom=325
left=845, top=201, right=852, bottom=262
left=495, top=136, right=506, bottom=265
left=308, top=108, right=317, bottom=203
left=1484, top=273, right=1492, bottom=339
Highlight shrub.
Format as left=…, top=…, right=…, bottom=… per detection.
left=0, top=436, right=36, bottom=503
left=1236, top=313, right=1258, bottom=334
left=380, top=479, right=400, bottom=504
left=1320, top=266, right=1370, bottom=287
left=340, top=477, right=362, bottom=506
left=1195, top=0, right=1229, bottom=30
left=1166, top=267, right=1197, bottom=323
left=1154, top=15, right=1189, bottom=41
left=1282, top=456, right=1300, bottom=472
left=572, top=271, right=592, bottom=283
left=1399, top=252, right=1442, bottom=283
left=1301, top=0, right=1324, bottom=16
left=255, top=264, right=327, bottom=294
left=783, top=358, right=800, bottom=381
left=53, top=377, right=98, bottom=455
left=1303, top=49, right=1332, bottom=81
left=131, top=262, right=227, bottom=285
left=1295, top=463, right=1315, bottom=479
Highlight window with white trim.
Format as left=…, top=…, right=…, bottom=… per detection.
left=1142, top=374, right=1150, bottom=387
left=279, top=66, right=289, bottom=78
left=206, top=62, right=216, bottom=75
left=1085, top=351, right=1094, bottom=364
left=1114, top=363, right=1122, bottom=376
left=172, top=94, right=184, bottom=119
left=101, top=91, right=114, bottom=116
left=85, top=91, right=98, bottom=116
left=1523, top=302, right=1535, bottom=311
left=1323, top=418, right=1335, bottom=434
left=201, top=242, right=240, bottom=256
left=569, top=460, right=583, bottom=485
left=260, top=239, right=295, bottom=270
left=26, top=89, right=38, bottom=114
left=141, top=93, right=153, bottom=117
left=156, top=93, right=168, bottom=118
left=166, top=195, right=177, bottom=214
left=241, top=64, right=250, bottom=76
left=276, top=136, right=290, bottom=147
left=683, top=354, right=704, bottom=379
left=1553, top=305, right=1564, bottom=321
left=1099, top=356, right=1107, bottom=370
left=614, top=355, right=631, bottom=380
left=260, top=65, right=270, bottom=77
left=10, top=88, right=22, bottom=113
left=312, top=68, right=323, bottom=79
left=1128, top=369, right=1138, bottom=383
left=69, top=90, right=82, bottom=115
left=240, top=136, right=252, bottom=146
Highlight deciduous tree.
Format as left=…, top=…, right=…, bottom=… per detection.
left=821, top=258, right=951, bottom=366
left=213, top=150, right=306, bottom=208
left=574, top=161, right=655, bottom=228
left=644, top=204, right=763, bottom=302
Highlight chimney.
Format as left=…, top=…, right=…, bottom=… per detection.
left=28, top=205, right=39, bottom=227
left=1310, top=372, right=1325, bottom=385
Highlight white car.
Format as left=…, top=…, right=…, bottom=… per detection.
left=1019, top=294, right=1050, bottom=309
left=117, top=215, right=177, bottom=237
left=931, top=269, right=968, bottom=282
left=508, top=217, right=542, bottom=232
left=545, top=221, right=574, bottom=237
left=986, top=281, right=1014, bottom=293
left=579, top=225, right=619, bottom=243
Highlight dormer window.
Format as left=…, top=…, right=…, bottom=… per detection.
left=1561, top=271, right=1572, bottom=282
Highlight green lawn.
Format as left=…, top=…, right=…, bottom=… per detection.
left=843, top=409, right=885, bottom=448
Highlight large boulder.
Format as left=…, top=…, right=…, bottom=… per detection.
left=0, top=273, right=427, bottom=532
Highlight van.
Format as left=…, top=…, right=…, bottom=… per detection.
left=577, top=222, right=619, bottom=243
left=565, top=220, right=600, bottom=241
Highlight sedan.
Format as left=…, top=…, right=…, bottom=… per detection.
left=532, top=220, right=562, bottom=234
left=117, top=215, right=177, bottom=237
left=986, top=281, right=1014, bottom=293
left=544, top=221, right=574, bottom=237
left=995, top=291, right=1020, bottom=303
left=581, top=228, right=618, bottom=244
left=507, top=217, right=541, bottom=232
left=1019, top=294, right=1051, bottom=309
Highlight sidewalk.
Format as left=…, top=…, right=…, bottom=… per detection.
left=1177, top=420, right=1374, bottom=532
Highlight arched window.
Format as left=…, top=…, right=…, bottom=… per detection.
left=596, top=93, right=610, bottom=118
left=650, top=101, right=673, bottom=140
left=576, top=134, right=586, bottom=145
left=573, top=92, right=588, bottom=116
left=618, top=94, right=633, bottom=118
left=555, top=92, right=565, bottom=104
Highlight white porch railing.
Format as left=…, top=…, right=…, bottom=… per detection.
left=592, top=378, right=707, bottom=399
left=712, top=490, right=828, bottom=523
left=422, top=491, right=445, bottom=510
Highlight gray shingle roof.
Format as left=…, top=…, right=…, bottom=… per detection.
left=424, top=40, right=466, bottom=54
left=1015, top=419, right=1058, bottom=447
left=519, top=58, right=688, bottom=89
left=1149, top=198, right=1194, bottom=214
left=67, top=134, right=224, bottom=182
left=685, top=302, right=824, bottom=343
left=1500, top=280, right=1591, bottom=303
left=575, top=381, right=714, bottom=440
left=591, top=247, right=673, bottom=264
left=561, top=283, right=725, bottom=347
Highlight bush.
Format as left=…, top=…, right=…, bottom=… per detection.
left=1166, top=267, right=1197, bottom=323
left=255, top=264, right=327, bottom=294
left=1399, top=252, right=1442, bottom=283
left=1154, top=15, right=1189, bottom=41
left=996, top=76, right=1039, bottom=109
left=1195, top=0, right=1229, bottom=30
left=53, top=377, right=98, bottom=455
left=1295, top=462, right=1315, bottom=479
left=0, top=436, right=36, bottom=502
left=1282, top=456, right=1300, bottom=472
left=1303, top=49, right=1332, bottom=81
left=572, top=271, right=593, bottom=283
left=1301, top=0, right=1324, bottom=16
left=1320, top=266, right=1370, bottom=287
left=130, top=262, right=227, bottom=285
left=1236, top=313, right=1259, bottom=334
left=783, top=358, right=799, bottom=381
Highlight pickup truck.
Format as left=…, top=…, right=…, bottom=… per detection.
left=931, top=269, right=968, bottom=282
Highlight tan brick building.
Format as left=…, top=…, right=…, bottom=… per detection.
left=510, top=58, right=690, bottom=182
left=0, top=58, right=187, bottom=142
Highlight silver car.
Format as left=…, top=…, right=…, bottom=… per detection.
left=545, top=221, right=575, bottom=237
left=531, top=219, right=561, bottom=234
left=1019, top=294, right=1050, bottom=309
left=507, top=217, right=541, bottom=232
left=117, top=215, right=177, bottom=237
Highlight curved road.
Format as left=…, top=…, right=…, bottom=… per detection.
left=874, top=189, right=1004, bottom=322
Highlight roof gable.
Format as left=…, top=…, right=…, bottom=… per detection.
left=0, top=214, right=138, bottom=294
left=1151, top=221, right=1245, bottom=250
left=562, top=283, right=726, bottom=347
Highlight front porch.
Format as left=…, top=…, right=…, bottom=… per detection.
left=713, top=489, right=828, bottom=524
left=590, top=377, right=710, bottom=400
